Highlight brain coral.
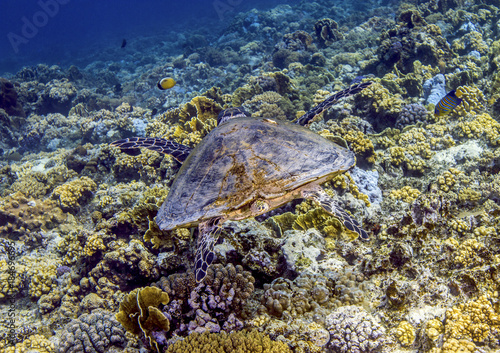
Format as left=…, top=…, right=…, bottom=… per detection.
left=58, top=309, right=127, bottom=353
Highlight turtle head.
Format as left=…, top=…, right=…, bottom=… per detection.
left=217, top=107, right=249, bottom=125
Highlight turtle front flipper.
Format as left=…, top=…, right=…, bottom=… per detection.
left=110, top=137, right=192, bottom=163
left=302, top=185, right=368, bottom=240
left=194, top=217, right=224, bottom=282
left=296, top=81, right=372, bottom=126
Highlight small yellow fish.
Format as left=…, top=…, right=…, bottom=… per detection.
left=157, top=77, right=176, bottom=90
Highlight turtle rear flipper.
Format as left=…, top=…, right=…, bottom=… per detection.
left=302, top=185, right=369, bottom=240
left=194, top=217, right=224, bottom=282
left=296, top=81, right=372, bottom=126
left=110, top=137, right=192, bottom=163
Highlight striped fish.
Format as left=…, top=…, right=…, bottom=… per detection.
left=434, top=90, right=462, bottom=116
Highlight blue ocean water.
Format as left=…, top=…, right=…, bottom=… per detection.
left=0, top=0, right=301, bottom=74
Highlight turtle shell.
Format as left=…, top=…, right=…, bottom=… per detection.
left=156, top=117, right=355, bottom=230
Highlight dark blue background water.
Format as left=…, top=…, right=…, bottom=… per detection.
left=0, top=0, right=299, bottom=74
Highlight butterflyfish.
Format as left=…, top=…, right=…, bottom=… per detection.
left=157, top=77, right=176, bottom=90
left=434, top=90, right=462, bottom=117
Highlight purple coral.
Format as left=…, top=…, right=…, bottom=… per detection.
left=396, top=103, right=430, bottom=129
left=56, top=265, right=72, bottom=277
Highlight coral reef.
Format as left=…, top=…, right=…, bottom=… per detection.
left=3, top=1, right=500, bottom=352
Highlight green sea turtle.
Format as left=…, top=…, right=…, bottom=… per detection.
left=111, top=81, right=371, bottom=281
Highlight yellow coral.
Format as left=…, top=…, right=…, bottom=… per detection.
left=330, top=174, right=348, bottom=189
left=389, top=185, right=421, bottom=203
left=457, top=187, right=481, bottom=203
left=453, top=238, right=486, bottom=268
left=389, top=146, right=406, bottom=166
left=293, top=207, right=342, bottom=238
left=452, top=31, right=488, bottom=54
left=444, top=293, right=500, bottom=342
left=437, top=169, right=459, bottom=192
left=426, top=318, right=444, bottom=341
left=52, top=176, right=97, bottom=209
left=313, top=89, right=331, bottom=105
left=430, top=338, right=477, bottom=353
left=146, top=96, right=221, bottom=148
left=83, top=232, right=106, bottom=256
left=112, top=147, right=165, bottom=182
left=165, top=330, right=292, bottom=353
left=473, top=225, right=495, bottom=237
left=0, top=260, right=26, bottom=299
left=394, top=320, right=415, bottom=346
left=344, top=130, right=375, bottom=156
left=456, top=113, right=500, bottom=145
left=448, top=219, right=469, bottom=233
left=26, top=258, right=57, bottom=299
left=1, top=334, right=55, bottom=353
left=359, top=82, right=404, bottom=115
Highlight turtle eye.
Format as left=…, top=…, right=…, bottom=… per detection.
left=251, top=200, right=269, bottom=214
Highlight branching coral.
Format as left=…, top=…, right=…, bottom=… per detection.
left=52, top=176, right=97, bottom=211
left=454, top=86, right=485, bottom=117
left=456, top=113, right=500, bottom=146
